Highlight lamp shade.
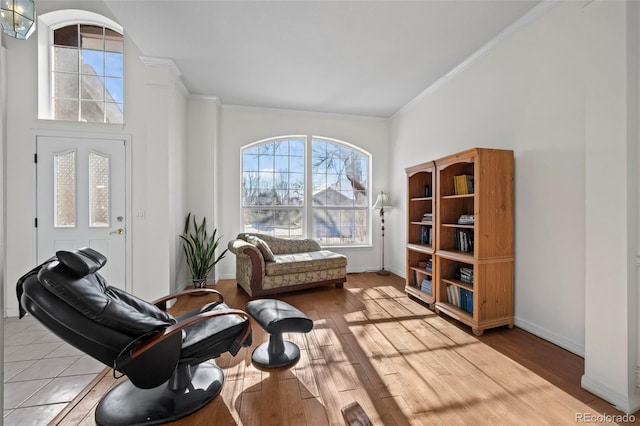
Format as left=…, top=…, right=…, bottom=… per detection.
left=372, top=191, right=391, bottom=210
left=1, top=0, right=36, bottom=40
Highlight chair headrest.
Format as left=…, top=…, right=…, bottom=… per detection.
left=56, top=248, right=107, bottom=277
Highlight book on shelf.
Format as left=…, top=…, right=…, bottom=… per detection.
left=446, top=284, right=474, bottom=314
left=453, top=174, right=474, bottom=195
left=459, top=266, right=473, bottom=285
left=426, top=258, right=432, bottom=272
left=424, top=184, right=432, bottom=198
left=420, top=225, right=432, bottom=245
left=422, top=212, right=433, bottom=222
left=453, top=228, right=474, bottom=252
left=420, top=278, right=432, bottom=296
left=457, top=214, right=474, bottom=225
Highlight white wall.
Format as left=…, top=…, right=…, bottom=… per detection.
left=3, top=0, right=189, bottom=316
left=391, top=1, right=586, bottom=353
left=216, top=105, right=390, bottom=278
left=582, top=0, right=640, bottom=413
left=390, top=0, right=639, bottom=412
left=184, top=96, right=221, bottom=286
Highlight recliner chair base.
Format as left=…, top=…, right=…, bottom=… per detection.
left=95, top=363, right=224, bottom=426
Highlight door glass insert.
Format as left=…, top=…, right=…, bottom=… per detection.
left=54, top=150, right=76, bottom=227
left=89, top=151, right=110, bottom=227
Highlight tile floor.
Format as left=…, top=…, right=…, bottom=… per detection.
left=3, top=315, right=104, bottom=425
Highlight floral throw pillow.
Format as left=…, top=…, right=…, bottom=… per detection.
left=247, top=236, right=275, bottom=262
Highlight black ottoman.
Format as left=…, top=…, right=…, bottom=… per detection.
left=246, top=299, right=313, bottom=368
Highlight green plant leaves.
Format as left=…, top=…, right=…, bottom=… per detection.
left=180, top=212, right=228, bottom=280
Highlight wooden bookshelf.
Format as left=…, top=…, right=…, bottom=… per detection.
left=405, top=161, right=435, bottom=305
left=406, top=148, right=514, bottom=335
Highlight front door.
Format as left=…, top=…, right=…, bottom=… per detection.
left=36, top=134, right=127, bottom=289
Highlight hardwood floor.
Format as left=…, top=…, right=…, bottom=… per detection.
left=52, top=273, right=637, bottom=425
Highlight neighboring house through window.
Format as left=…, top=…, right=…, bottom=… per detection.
left=242, top=136, right=371, bottom=246
left=38, top=10, right=124, bottom=124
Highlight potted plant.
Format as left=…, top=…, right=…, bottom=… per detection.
left=179, top=212, right=228, bottom=288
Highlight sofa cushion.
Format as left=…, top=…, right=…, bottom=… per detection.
left=265, top=250, right=347, bottom=276
left=246, top=236, right=275, bottom=262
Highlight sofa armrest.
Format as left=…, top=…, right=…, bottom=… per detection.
left=228, top=239, right=265, bottom=295
left=228, top=239, right=262, bottom=258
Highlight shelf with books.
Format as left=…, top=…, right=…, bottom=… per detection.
left=406, top=250, right=434, bottom=304
left=405, top=161, right=436, bottom=303
left=433, top=148, right=514, bottom=335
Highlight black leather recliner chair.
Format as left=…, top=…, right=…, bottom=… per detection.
left=16, top=247, right=252, bottom=426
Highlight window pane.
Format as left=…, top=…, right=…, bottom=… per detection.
left=105, top=77, right=123, bottom=103
left=104, top=28, right=123, bottom=53
left=273, top=140, right=288, bottom=156
left=105, top=103, right=123, bottom=124
left=290, top=156, right=304, bottom=173
left=258, top=154, right=273, bottom=171
left=81, top=75, right=104, bottom=101
left=53, top=72, right=79, bottom=98
left=274, top=155, right=288, bottom=172
left=54, top=98, right=79, bottom=121
left=105, top=52, right=123, bottom=77
left=243, top=154, right=259, bottom=172
left=81, top=100, right=104, bottom=122
left=80, top=25, right=104, bottom=50
left=89, top=152, right=110, bottom=227
left=290, top=139, right=304, bottom=156
left=81, top=50, right=104, bottom=75
left=244, top=209, right=274, bottom=234
left=54, top=150, right=76, bottom=227
left=54, top=25, right=78, bottom=47
left=53, top=47, right=78, bottom=73
left=313, top=208, right=367, bottom=245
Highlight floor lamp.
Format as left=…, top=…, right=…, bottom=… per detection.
left=373, top=191, right=392, bottom=276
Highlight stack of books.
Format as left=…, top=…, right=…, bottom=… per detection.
left=459, top=267, right=473, bottom=284
left=422, top=212, right=433, bottom=223
left=425, top=258, right=432, bottom=272
left=421, top=278, right=432, bottom=296
left=457, top=214, right=474, bottom=225
left=454, top=174, right=474, bottom=195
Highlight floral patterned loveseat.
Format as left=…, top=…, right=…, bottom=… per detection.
left=228, top=233, right=347, bottom=297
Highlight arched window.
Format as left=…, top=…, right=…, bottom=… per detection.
left=38, top=10, right=124, bottom=124
left=241, top=136, right=371, bottom=246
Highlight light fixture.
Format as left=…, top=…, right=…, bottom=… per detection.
left=1, top=0, right=36, bottom=40
left=372, top=190, right=392, bottom=276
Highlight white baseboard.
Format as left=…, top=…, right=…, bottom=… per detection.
left=581, top=374, right=640, bottom=414
left=513, top=317, right=585, bottom=357
left=6, top=308, right=19, bottom=318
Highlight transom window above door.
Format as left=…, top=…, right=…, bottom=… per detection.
left=38, top=10, right=124, bottom=124
left=241, top=136, right=371, bottom=246
left=52, top=24, right=123, bottom=123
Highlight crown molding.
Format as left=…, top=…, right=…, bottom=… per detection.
left=138, top=56, right=182, bottom=77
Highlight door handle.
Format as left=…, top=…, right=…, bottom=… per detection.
left=110, top=228, right=124, bottom=235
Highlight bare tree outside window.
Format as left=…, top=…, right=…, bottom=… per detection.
left=241, top=136, right=370, bottom=246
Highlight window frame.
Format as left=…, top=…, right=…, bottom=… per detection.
left=240, top=135, right=372, bottom=247
left=38, top=10, right=124, bottom=124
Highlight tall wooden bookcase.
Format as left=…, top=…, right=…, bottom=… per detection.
left=405, top=148, right=514, bottom=335
left=405, top=161, right=436, bottom=305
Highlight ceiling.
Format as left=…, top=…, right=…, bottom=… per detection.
left=102, top=0, right=540, bottom=117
